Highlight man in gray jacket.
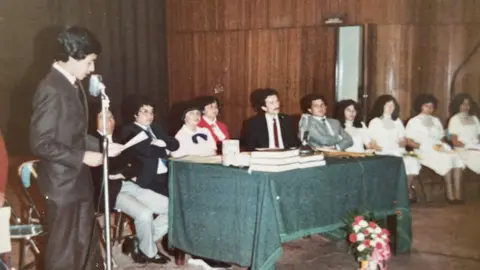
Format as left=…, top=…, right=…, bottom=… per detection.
left=299, top=94, right=353, bottom=150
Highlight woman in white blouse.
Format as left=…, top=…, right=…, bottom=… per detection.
left=171, top=104, right=217, bottom=158
left=448, top=93, right=480, bottom=174
left=406, top=94, right=465, bottom=203
left=335, top=99, right=371, bottom=153
left=368, top=95, right=422, bottom=200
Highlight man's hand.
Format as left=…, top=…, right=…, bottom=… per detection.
left=151, top=139, right=167, bottom=147
left=108, top=143, right=124, bottom=157
left=83, top=151, right=103, bottom=167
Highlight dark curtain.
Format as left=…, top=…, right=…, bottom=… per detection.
left=4, top=0, right=169, bottom=156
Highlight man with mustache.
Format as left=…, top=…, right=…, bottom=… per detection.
left=246, top=88, right=298, bottom=151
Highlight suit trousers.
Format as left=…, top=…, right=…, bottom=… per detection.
left=114, top=181, right=169, bottom=258
left=44, top=198, right=104, bottom=270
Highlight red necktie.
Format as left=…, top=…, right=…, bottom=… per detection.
left=273, top=118, right=279, bottom=148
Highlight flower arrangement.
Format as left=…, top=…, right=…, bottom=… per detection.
left=346, top=215, right=391, bottom=269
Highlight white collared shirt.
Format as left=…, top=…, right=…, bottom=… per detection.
left=97, top=130, right=113, bottom=143
left=203, top=116, right=226, bottom=141
left=53, top=62, right=77, bottom=85
left=265, top=114, right=284, bottom=149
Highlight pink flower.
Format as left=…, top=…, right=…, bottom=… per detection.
left=369, top=221, right=377, bottom=228
left=364, top=240, right=371, bottom=246
left=349, top=233, right=357, bottom=243
left=381, top=228, right=390, bottom=236
left=354, top=216, right=363, bottom=222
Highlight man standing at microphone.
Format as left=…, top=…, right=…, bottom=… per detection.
left=30, top=26, right=109, bottom=270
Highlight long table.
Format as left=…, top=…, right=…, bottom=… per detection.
left=168, top=156, right=412, bottom=269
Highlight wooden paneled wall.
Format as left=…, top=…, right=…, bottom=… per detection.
left=166, top=0, right=480, bottom=137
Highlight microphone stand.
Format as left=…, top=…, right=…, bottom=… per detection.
left=100, top=89, right=113, bottom=270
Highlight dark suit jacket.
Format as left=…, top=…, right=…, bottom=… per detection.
left=246, top=113, right=299, bottom=151
left=122, top=123, right=179, bottom=197
left=30, top=68, right=99, bottom=203
left=90, top=131, right=139, bottom=212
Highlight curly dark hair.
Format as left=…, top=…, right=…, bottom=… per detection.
left=367, top=95, right=400, bottom=124
left=251, top=88, right=279, bottom=112
left=195, top=95, right=221, bottom=113
left=121, top=94, right=156, bottom=122
left=335, top=99, right=363, bottom=128
left=413, top=94, right=438, bottom=114
left=449, top=93, right=477, bottom=116
left=300, top=93, right=327, bottom=113
left=56, top=26, right=102, bottom=62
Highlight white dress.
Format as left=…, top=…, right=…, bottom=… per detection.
left=406, top=114, right=464, bottom=176
left=344, top=121, right=370, bottom=153
left=448, top=113, right=480, bottom=174
left=368, top=117, right=421, bottom=175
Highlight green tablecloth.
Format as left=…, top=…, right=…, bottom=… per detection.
left=168, top=156, right=412, bottom=270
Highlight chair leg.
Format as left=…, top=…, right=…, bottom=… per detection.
left=19, top=239, right=27, bottom=270
left=115, top=212, right=123, bottom=245
left=413, top=176, right=427, bottom=202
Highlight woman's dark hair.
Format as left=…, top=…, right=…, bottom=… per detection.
left=121, top=95, right=156, bottom=122
left=367, top=94, right=400, bottom=124
left=335, top=99, right=363, bottom=128
left=300, top=93, right=327, bottom=113
left=56, top=26, right=102, bottom=62
left=449, top=93, right=477, bottom=116
left=413, top=94, right=438, bottom=114
left=195, top=96, right=221, bottom=113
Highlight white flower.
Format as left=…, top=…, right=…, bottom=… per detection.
left=357, top=244, right=366, bottom=252
left=359, top=220, right=368, bottom=227
left=367, top=227, right=374, bottom=233
left=353, top=225, right=361, bottom=232
left=357, top=233, right=365, bottom=241
left=382, top=234, right=388, bottom=240
left=374, top=227, right=381, bottom=234
left=371, top=233, right=378, bottom=239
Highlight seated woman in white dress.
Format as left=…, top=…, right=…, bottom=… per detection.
left=368, top=95, right=422, bottom=200
left=335, top=99, right=371, bottom=153
left=171, top=104, right=217, bottom=158
left=406, top=94, right=465, bottom=203
left=448, top=93, right=480, bottom=174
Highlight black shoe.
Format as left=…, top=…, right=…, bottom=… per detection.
left=156, top=251, right=171, bottom=263
left=192, top=256, right=231, bottom=268
left=122, top=236, right=169, bottom=265
left=148, top=253, right=170, bottom=265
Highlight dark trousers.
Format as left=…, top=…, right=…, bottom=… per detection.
left=44, top=198, right=104, bottom=270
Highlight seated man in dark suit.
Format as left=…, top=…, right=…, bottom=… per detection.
left=246, top=88, right=299, bottom=151
left=91, top=108, right=171, bottom=264
left=122, top=95, right=180, bottom=195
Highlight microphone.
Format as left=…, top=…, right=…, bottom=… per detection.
left=299, top=114, right=314, bottom=156
left=89, top=74, right=106, bottom=97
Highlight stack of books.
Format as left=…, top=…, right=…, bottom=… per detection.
left=249, top=149, right=325, bottom=172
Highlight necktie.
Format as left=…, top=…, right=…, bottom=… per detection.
left=273, top=118, right=279, bottom=148
left=74, top=81, right=86, bottom=114
left=146, top=126, right=157, bottom=139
